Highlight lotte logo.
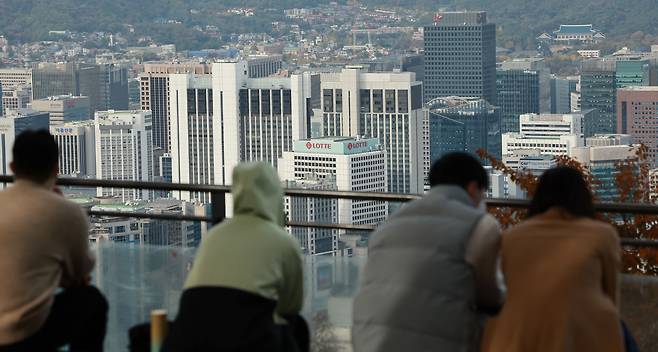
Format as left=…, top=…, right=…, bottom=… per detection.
left=306, top=142, right=313, bottom=149
left=347, top=141, right=367, bottom=150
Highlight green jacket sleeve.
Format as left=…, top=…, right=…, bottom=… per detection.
left=277, top=242, right=304, bottom=316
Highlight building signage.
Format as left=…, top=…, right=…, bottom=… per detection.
left=305, top=142, right=332, bottom=150
left=295, top=138, right=379, bottom=155
left=347, top=141, right=367, bottom=150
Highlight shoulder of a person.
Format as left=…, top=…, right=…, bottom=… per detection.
left=479, top=213, right=501, bottom=230
left=48, top=194, right=87, bottom=221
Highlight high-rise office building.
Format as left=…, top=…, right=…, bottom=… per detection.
left=31, top=95, right=90, bottom=125
left=580, top=59, right=617, bottom=135
left=168, top=73, right=215, bottom=202
left=0, top=68, right=32, bottom=93
left=616, top=58, right=651, bottom=88
left=423, top=11, right=496, bottom=104
left=168, top=61, right=314, bottom=202
left=0, top=109, right=49, bottom=175
left=496, top=68, right=540, bottom=133
left=246, top=55, right=284, bottom=78
left=139, top=62, right=212, bottom=152
left=33, top=63, right=128, bottom=114
left=32, top=63, right=78, bottom=100
left=283, top=177, right=338, bottom=256
left=320, top=66, right=424, bottom=194
left=94, top=110, right=153, bottom=200
left=99, top=63, right=129, bottom=111
left=140, top=57, right=282, bottom=153
left=237, top=74, right=314, bottom=166
left=278, top=137, right=388, bottom=240
left=1, top=85, right=31, bottom=113
left=617, top=86, right=658, bottom=166
left=498, top=58, right=550, bottom=112
left=50, top=120, right=96, bottom=177
left=550, top=76, right=578, bottom=114
left=502, top=113, right=584, bottom=156
left=0, top=84, right=2, bottom=116
left=424, top=97, right=501, bottom=165
left=570, top=144, right=641, bottom=201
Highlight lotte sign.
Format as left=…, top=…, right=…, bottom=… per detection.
left=306, top=142, right=332, bottom=150
left=347, top=141, right=368, bottom=150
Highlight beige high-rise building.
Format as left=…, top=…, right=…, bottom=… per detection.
left=0, top=68, right=32, bottom=92
left=139, top=63, right=212, bottom=152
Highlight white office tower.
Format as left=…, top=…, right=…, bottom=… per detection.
left=0, top=109, right=49, bottom=175
left=279, top=137, right=388, bottom=238
left=50, top=121, right=96, bottom=177
left=169, top=74, right=216, bottom=202
left=319, top=66, right=424, bottom=194
left=284, top=177, right=338, bottom=256
left=169, top=61, right=314, bottom=202
left=502, top=113, right=585, bottom=156
left=94, top=110, right=153, bottom=201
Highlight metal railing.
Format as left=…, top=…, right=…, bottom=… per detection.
left=2, top=175, right=658, bottom=247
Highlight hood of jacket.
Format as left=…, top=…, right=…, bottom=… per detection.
left=231, top=162, right=284, bottom=227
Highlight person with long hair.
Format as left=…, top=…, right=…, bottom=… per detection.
left=482, top=166, right=624, bottom=352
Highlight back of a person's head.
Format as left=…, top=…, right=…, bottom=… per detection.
left=429, top=152, right=489, bottom=191
left=527, top=166, right=595, bottom=219
left=12, top=129, right=59, bottom=183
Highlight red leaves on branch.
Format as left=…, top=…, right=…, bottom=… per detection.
left=478, top=145, right=657, bottom=275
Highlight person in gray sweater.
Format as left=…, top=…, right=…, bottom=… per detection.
left=353, top=152, right=505, bottom=352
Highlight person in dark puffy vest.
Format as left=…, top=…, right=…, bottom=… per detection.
left=353, top=152, right=505, bottom=352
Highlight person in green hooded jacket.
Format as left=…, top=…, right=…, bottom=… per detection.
left=161, top=162, right=307, bottom=352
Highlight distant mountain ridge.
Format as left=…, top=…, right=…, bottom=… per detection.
left=0, top=0, right=655, bottom=50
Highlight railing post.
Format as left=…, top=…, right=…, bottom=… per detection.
left=210, top=191, right=226, bottom=225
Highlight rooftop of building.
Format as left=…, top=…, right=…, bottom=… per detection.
left=92, top=202, right=147, bottom=212
left=3, top=108, right=47, bottom=118
left=521, top=113, right=581, bottom=121
left=617, top=86, right=658, bottom=91
left=554, top=24, right=596, bottom=34
left=33, top=94, right=89, bottom=102
left=95, top=110, right=150, bottom=118
left=292, top=136, right=381, bottom=155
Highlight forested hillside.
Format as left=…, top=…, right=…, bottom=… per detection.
left=1, top=0, right=654, bottom=50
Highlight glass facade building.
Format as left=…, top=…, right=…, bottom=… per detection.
left=423, top=12, right=496, bottom=104
left=496, top=69, right=540, bottom=133
left=580, top=60, right=617, bottom=135
left=425, top=97, right=501, bottom=163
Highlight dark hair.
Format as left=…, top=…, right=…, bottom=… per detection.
left=429, top=152, right=489, bottom=190
left=12, top=129, right=59, bottom=183
left=527, top=166, right=595, bottom=219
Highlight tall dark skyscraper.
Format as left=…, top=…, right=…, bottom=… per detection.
left=423, top=11, right=496, bottom=104
left=580, top=59, right=617, bottom=135
left=32, top=62, right=129, bottom=114
left=496, top=68, right=540, bottom=133
left=550, top=76, right=578, bottom=114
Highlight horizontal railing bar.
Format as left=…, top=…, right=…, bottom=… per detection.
left=2, top=175, right=658, bottom=213
left=2, top=176, right=658, bottom=247
left=87, top=211, right=658, bottom=247
left=621, top=238, right=658, bottom=248
left=286, top=221, right=377, bottom=231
